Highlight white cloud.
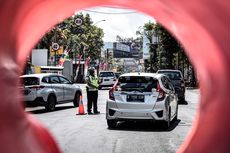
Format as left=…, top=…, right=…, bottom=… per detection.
left=77, top=7, right=155, bottom=42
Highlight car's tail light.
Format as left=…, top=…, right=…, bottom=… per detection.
left=156, top=82, right=165, bottom=101
left=109, top=80, right=119, bottom=101
left=28, top=85, right=45, bottom=90
left=109, top=87, right=115, bottom=100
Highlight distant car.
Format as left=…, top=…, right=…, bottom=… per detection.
left=106, top=72, right=178, bottom=129
left=156, top=69, right=185, bottom=102
left=98, top=71, right=116, bottom=90
left=20, top=73, right=82, bottom=111
left=115, top=72, right=122, bottom=79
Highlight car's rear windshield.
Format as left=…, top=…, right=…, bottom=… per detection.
left=115, top=73, right=121, bottom=78
left=22, top=77, right=39, bottom=86
left=118, top=76, right=158, bottom=92
left=99, top=72, right=114, bottom=77
left=158, top=71, right=182, bottom=80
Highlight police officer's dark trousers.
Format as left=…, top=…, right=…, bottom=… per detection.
left=86, top=89, right=98, bottom=113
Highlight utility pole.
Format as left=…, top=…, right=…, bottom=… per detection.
left=106, top=49, right=109, bottom=70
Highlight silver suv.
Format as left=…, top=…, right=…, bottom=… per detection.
left=20, top=73, right=82, bottom=111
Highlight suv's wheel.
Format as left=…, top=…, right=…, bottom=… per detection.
left=45, top=95, right=56, bottom=111
left=73, top=92, right=81, bottom=107
left=107, top=119, right=117, bottom=129
left=179, top=96, right=185, bottom=103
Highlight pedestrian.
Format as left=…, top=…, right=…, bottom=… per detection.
left=86, top=67, right=100, bottom=115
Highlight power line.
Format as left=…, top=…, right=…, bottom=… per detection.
left=83, top=9, right=137, bottom=15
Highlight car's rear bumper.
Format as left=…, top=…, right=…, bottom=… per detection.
left=99, top=84, right=114, bottom=87
left=106, top=100, right=167, bottom=121
left=24, top=97, right=46, bottom=107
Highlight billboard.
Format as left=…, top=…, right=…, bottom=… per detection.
left=113, top=42, right=131, bottom=58
left=32, top=49, right=48, bottom=66
left=113, top=42, right=141, bottom=58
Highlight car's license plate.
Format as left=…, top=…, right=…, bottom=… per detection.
left=127, top=95, right=144, bottom=102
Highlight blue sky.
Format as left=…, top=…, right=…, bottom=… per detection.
left=77, top=7, right=155, bottom=42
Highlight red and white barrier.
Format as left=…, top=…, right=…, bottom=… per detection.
left=1, top=0, right=230, bottom=153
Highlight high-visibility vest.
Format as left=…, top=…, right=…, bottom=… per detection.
left=87, top=75, right=99, bottom=91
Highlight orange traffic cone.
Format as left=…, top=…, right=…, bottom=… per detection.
left=76, top=95, right=86, bottom=115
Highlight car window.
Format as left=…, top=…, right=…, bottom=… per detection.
left=59, top=76, right=70, bottom=84
left=99, top=72, right=115, bottom=77
left=158, top=71, right=182, bottom=80
left=118, top=76, right=158, bottom=92
left=161, top=76, right=172, bottom=90
left=165, top=77, right=174, bottom=91
left=50, top=76, right=60, bottom=83
left=41, top=76, right=49, bottom=83
left=161, top=77, right=168, bottom=89
left=22, top=77, right=39, bottom=86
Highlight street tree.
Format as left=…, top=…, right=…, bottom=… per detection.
left=35, top=13, right=104, bottom=61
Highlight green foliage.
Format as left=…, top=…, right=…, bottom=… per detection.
left=141, top=22, right=197, bottom=86
left=35, top=13, right=104, bottom=60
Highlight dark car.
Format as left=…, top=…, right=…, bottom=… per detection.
left=114, top=72, right=121, bottom=79
left=157, top=69, right=185, bottom=102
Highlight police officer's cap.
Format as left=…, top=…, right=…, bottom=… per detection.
left=88, top=67, right=95, bottom=72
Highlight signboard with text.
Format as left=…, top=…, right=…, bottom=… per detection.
left=50, top=46, right=64, bottom=56
left=113, top=42, right=141, bottom=59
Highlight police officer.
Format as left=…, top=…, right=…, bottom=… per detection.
left=86, top=67, right=100, bottom=115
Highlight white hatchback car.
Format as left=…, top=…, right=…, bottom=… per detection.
left=106, top=73, right=178, bottom=128
left=20, top=73, right=82, bottom=111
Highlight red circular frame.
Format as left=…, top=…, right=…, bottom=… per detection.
left=0, top=0, right=230, bottom=153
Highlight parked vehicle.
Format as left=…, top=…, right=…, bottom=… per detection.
left=157, top=69, right=185, bottom=102
left=20, top=73, right=82, bottom=111
left=106, top=72, right=178, bottom=129
left=98, top=71, right=116, bottom=89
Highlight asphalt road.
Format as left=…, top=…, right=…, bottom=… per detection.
left=26, top=84, right=200, bottom=153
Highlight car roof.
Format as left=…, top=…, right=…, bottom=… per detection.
left=157, top=69, right=182, bottom=73
left=20, top=73, right=59, bottom=78
left=120, top=72, right=164, bottom=79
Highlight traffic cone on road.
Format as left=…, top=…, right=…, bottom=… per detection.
left=76, top=95, right=86, bottom=115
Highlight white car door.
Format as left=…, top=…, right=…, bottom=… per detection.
left=59, top=76, right=75, bottom=101
left=50, top=75, right=64, bottom=102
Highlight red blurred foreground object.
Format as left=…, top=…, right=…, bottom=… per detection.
left=1, top=0, right=230, bottom=153
left=77, top=95, right=86, bottom=115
